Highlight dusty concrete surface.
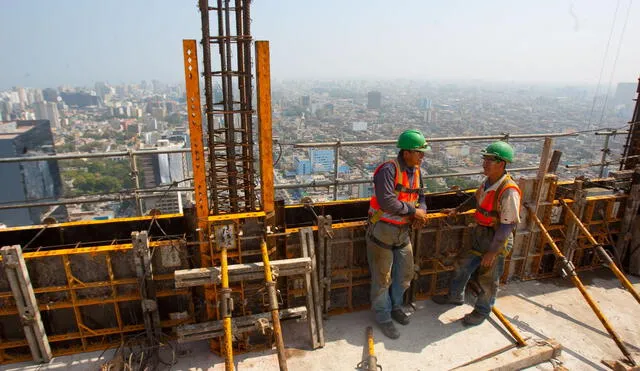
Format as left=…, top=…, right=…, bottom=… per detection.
left=2, top=270, right=639, bottom=371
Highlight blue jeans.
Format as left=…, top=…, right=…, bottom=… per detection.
left=366, top=221, right=414, bottom=324
left=448, top=226, right=510, bottom=316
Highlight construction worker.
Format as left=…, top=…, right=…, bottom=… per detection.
left=367, top=129, right=429, bottom=339
left=432, top=141, right=521, bottom=326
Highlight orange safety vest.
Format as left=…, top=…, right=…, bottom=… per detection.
left=368, top=159, right=422, bottom=225
left=474, top=174, right=521, bottom=227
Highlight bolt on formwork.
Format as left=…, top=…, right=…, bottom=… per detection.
left=199, top=0, right=257, bottom=214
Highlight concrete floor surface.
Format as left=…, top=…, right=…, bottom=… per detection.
left=2, top=270, right=639, bottom=371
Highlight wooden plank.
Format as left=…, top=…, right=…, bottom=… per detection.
left=175, top=257, right=311, bottom=287
left=300, top=230, right=320, bottom=349
left=302, top=227, right=325, bottom=347
left=455, top=339, right=561, bottom=371
left=1, top=245, right=52, bottom=363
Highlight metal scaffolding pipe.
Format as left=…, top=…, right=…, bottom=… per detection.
left=0, top=148, right=191, bottom=164
left=293, top=132, right=578, bottom=148
left=260, top=239, right=288, bottom=370
left=527, top=205, right=637, bottom=366
left=0, top=189, right=193, bottom=211
left=273, top=167, right=539, bottom=190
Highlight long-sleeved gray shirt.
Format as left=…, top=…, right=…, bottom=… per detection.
left=373, top=153, right=427, bottom=216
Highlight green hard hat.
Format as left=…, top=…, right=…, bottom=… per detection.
left=397, top=130, right=428, bottom=151
left=482, top=141, right=514, bottom=163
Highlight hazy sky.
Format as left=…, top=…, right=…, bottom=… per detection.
left=1, top=0, right=638, bottom=89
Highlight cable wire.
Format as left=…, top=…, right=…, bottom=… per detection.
left=597, top=0, right=634, bottom=127
left=587, top=0, right=621, bottom=129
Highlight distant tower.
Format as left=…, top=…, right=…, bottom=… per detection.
left=300, top=95, right=311, bottom=108
left=367, top=91, right=382, bottom=109
left=34, top=102, right=61, bottom=129
left=0, top=120, right=65, bottom=226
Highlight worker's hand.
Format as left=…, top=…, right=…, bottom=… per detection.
left=441, top=208, right=457, bottom=218
left=411, top=218, right=425, bottom=230
left=413, top=208, right=428, bottom=223
left=481, top=251, right=498, bottom=268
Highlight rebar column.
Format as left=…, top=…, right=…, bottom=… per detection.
left=199, top=0, right=256, bottom=213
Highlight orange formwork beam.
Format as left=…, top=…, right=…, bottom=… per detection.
left=183, top=39, right=216, bottom=325
left=256, top=40, right=274, bottom=215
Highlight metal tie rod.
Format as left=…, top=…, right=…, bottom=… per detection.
left=526, top=204, right=637, bottom=366
left=560, top=199, right=640, bottom=305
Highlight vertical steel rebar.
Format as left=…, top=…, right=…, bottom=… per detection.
left=199, top=0, right=219, bottom=214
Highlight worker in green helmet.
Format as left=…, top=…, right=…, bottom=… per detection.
left=433, top=141, right=522, bottom=326
left=367, top=129, right=429, bottom=339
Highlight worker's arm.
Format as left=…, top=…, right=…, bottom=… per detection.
left=374, top=162, right=415, bottom=216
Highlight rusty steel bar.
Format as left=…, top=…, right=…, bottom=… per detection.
left=560, top=199, right=640, bottom=305
left=221, top=0, right=239, bottom=211
left=198, top=0, right=218, bottom=214
left=261, top=239, right=288, bottom=371
left=256, top=40, right=274, bottom=214
left=242, top=0, right=255, bottom=211
left=527, top=205, right=637, bottom=366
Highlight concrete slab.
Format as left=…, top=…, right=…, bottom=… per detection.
left=2, top=269, right=639, bottom=371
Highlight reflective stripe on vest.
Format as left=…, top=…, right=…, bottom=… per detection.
left=368, top=159, right=421, bottom=225
left=474, top=174, right=521, bottom=227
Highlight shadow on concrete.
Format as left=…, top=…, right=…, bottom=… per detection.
left=514, top=293, right=640, bottom=353
left=504, top=314, right=608, bottom=371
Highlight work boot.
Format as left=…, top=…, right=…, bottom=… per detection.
left=432, top=295, right=464, bottom=306
left=378, top=321, right=400, bottom=339
left=462, top=310, right=487, bottom=326
left=391, top=308, right=410, bottom=325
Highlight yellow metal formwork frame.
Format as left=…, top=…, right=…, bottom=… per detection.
left=0, top=184, right=632, bottom=364
left=0, top=240, right=193, bottom=364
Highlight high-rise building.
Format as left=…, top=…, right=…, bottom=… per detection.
left=0, top=120, right=66, bottom=226
left=300, top=95, right=311, bottom=108
left=310, top=149, right=334, bottom=173
left=295, top=158, right=312, bottom=176
left=59, top=92, right=102, bottom=107
left=34, top=102, right=61, bottom=129
left=367, top=91, right=382, bottom=109
left=42, top=88, right=58, bottom=102
left=614, top=83, right=637, bottom=105
left=138, top=139, right=190, bottom=214
left=16, top=87, right=27, bottom=109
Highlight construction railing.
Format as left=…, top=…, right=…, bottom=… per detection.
left=1, top=130, right=628, bottom=216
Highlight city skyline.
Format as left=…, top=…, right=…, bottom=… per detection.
left=1, top=0, right=639, bottom=90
